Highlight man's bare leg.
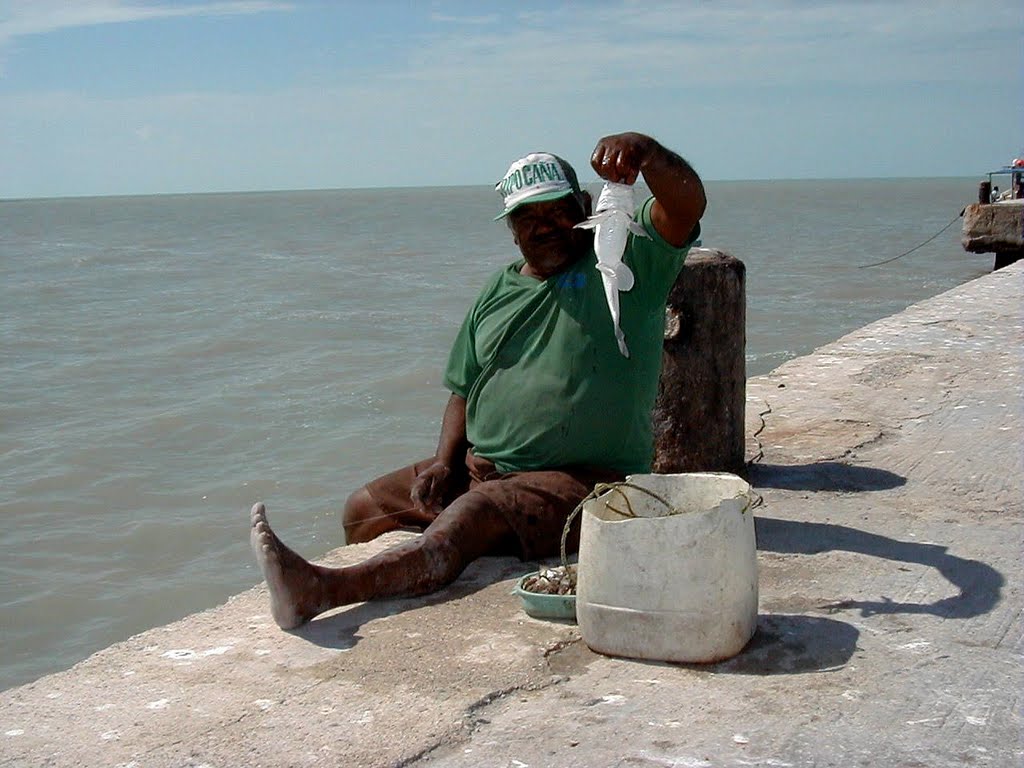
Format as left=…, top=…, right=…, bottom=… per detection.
left=250, top=496, right=514, bottom=630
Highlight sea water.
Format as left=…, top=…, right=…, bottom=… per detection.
left=0, top=178, right=985, bottom=690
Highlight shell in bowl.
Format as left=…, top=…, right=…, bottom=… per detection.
left=512, top=571, right=577, bottom=621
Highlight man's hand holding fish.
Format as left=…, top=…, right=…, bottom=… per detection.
left=591, top=132, right=706, bottom=247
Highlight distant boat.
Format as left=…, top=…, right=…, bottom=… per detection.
left=978, top=159, right=1024, bottom=204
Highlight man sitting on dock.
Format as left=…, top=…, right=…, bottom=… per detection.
left=250, top=132, right=706, bottom=629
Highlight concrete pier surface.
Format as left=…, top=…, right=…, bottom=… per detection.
left=2, top=263, right=1021, bottom=768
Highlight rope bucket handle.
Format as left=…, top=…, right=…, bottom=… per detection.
left=558, top=478, right=753, bottom=588
left=559, top=481, right=676, bottom=584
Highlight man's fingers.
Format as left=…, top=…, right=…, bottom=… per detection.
left=410, top=462, right=450, bottom=517
left=613, top=147, right=641, bottom=184
left=410, top=494, right=433, bottom=519
left=593, top=145, right=641, bottom=185
left=409, top=479, right=429, bottom=506
left=410, top=480, right=438, bottom=512
left=409, top=490, right=442, bottom=522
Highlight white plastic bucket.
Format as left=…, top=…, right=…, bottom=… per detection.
left=575, top=472, right=757, bottom=663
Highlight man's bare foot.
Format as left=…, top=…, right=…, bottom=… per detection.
left=249, top=503, right=329, bottom=629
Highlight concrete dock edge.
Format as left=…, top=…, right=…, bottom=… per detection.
left=2, top=263, right=1021, bottom=768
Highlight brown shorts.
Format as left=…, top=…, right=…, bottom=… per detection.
left=362, top=451, right=624, bottom=561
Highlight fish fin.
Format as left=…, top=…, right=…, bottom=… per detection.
left=628, top=220, right=650, bottom=238
left=616, top=265, right=635, bottom=291
left=574, top=211, right=614, bottom=230
left=595, top=263, right=634, bottom=291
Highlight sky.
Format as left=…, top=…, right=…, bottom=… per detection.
left=0, top=0, right=1021, bottom=198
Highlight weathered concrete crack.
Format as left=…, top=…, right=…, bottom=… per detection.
left=823, top=427, right=893, bottom=461
left=398, top=657, right=574, bottom=766
left=391, top=740, right=449, bottom=767
left=542, top=634, right=583, bottom=660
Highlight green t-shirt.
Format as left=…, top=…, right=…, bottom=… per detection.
left=444, top=196, right=698, bottom=474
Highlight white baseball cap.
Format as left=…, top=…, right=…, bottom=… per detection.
left=494, top=152, right=583, bottom=220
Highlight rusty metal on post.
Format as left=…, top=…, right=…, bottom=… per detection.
left=653, top=248, right=746, bottom=475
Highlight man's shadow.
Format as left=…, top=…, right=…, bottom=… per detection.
left=708, top=460, right=1001, bottom=673
left=749, top=461, right=1004, bottom=617
left=755, top=516, right=1004, bottom=619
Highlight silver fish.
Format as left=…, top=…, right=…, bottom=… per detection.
left=575, top=181, right=649, bottom=357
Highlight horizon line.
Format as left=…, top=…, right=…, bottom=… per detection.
left=1, top=175, right=982, bottom=204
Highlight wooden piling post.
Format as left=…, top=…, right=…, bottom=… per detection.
left=653, top=248, right=747, bottom=475
left=978, top=181, right=991, bottom=205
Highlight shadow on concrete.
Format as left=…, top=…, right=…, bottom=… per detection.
left=554, top=614, right=860, bottom=677
left=705, top=613, right=859, bottom=675
left=292, top=555, right=528, bottom=650
left=543, top=612, right=859, bottom=678
left=749, top=462, right=906, bottom=492
left=756, top=517, right=1004, bottom=619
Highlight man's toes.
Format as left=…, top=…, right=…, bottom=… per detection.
left=251, top=502, right=267, bottom=523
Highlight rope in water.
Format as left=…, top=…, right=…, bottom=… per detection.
left=857, top=209, right=965, bottom=269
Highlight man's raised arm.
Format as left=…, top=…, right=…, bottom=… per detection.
left=590, top=132, right=706, bottom=247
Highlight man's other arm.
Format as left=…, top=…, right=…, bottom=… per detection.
left=410, top=393, right=468, bottom=515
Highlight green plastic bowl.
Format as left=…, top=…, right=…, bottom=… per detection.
left=513, top=572, right=577, bottom=621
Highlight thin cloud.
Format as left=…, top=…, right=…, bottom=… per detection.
left=0, top=0, right=293, bottom=46
left=429, top=12, right=498, bottom=26
left=394, top=0, right=1020, bottom=92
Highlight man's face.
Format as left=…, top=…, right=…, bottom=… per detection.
left=508, top=195, right=591, bottom=279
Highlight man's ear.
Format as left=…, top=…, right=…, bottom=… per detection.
left=579, top=190, right=593, bottom=218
